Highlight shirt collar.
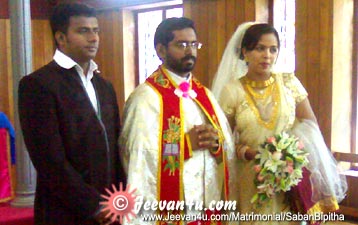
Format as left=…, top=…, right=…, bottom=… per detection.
left=53, top=49, right=98, bottom=72
left=163, top=67, right=192, bottom=86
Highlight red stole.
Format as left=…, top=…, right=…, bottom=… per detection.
left=146, top=66, right=228, bottom=225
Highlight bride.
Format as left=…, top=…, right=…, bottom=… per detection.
left=212, top=22, right=347, bottom=225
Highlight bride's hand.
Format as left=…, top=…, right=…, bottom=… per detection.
left=236, top=144, right=257, bottom=161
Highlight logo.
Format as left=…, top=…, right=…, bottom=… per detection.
left=100, top=182, right=137, bottom=224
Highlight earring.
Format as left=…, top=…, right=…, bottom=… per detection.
left=244, top=56, right=249, bottom=65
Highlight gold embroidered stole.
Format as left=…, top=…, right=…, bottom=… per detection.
left=146, top=66, right=228, bottom=225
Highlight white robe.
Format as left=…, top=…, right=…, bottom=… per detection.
left=120, top=69, right=237, bottom=225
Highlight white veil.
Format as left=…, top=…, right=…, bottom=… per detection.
left=292, top=119, right=347, bottom=204
left=211, top=22, right=257, bottom=99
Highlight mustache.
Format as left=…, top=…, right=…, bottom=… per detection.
left=181, top=55, right=196, bottom=62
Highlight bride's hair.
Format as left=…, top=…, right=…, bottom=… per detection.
left=240, top=24, right=280, bottom=59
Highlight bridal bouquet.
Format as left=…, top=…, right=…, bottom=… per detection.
left=251, top=132, right=309, bottom=208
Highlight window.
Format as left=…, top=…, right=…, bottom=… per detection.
left=136, top=4, right=183, bottom=84
left=332, top=0, right=355, bottom=155
left=273, top=0, right=295, bottom=73
left=352, top=0, right=358, bottom=155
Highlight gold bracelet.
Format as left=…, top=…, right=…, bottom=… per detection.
left=236, top=144, right=249, bottom=161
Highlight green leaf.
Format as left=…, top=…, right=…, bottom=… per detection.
left=251, top=193, right=258, bottom=203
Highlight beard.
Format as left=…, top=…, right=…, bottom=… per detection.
left=166, top=54, right=197, bottom=75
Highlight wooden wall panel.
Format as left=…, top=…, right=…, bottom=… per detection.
left=183, top=0, right=257, bottom=87
left=1, top=0, right=53, bottom=19
left=31, top=20, right=55, bottom=71
left=30, top=0, right=53, bottom=19
left=295, top=0, right=308, bottom=85
left=0, top=19, right=13, bottom=124
left=51, top=0, right=175, bottom=10
left=216, top=0, right=226, bottom=61
left=0, top=0, right=9, bottom=19
left=295, top=0, right=334, bottom=146
left=319, top=1, right=334, bottom=147
left=95, top=10, right=126, bottom=116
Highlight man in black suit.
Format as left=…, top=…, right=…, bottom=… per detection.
left=18, top=3, right=125, bottom=224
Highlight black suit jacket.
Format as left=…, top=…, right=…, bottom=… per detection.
left=18, top=61, right=125, bottom=225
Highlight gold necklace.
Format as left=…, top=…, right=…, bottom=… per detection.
left=242, top=80, right=281, bottom=130
left=242, top=76, right=275, bottom=88
left=246, top=83, right=274, bottom=99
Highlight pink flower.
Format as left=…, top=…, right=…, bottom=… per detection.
left=253, top=165, right=262, bottom=173
left=298, top=141, right=304, bottom=150
left=178, top=81, right=190, bottom=92
left=257, top=174, right=264, bottom=182
left=285, top=165, right=294, bottom=174
left=267, top=137, right=276, bottom=144
left=286, top=160, right=294, bottom=167
left=174, top=81, right=197, bottom=99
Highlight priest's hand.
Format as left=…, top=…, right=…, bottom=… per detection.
left=187, top=124, right=219, bottom=151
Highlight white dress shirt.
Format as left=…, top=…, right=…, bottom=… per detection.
left=53, top=49, right=99, bottom=113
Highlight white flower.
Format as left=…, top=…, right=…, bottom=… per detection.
left=272, top=151, right=282, bottom=161
left=259, top=149, right=272, bottom=165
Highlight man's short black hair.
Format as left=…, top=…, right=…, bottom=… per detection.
left=154, top=17, right=196, bottom=48
left=50, top=2, right=97, bottom=45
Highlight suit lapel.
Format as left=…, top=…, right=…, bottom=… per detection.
left=50, top=60, right=101, bottom=120
left=91, top=74, right=102, bottom=120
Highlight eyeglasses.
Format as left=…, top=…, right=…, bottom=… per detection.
left=172, top=42, right=203, bottom=50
